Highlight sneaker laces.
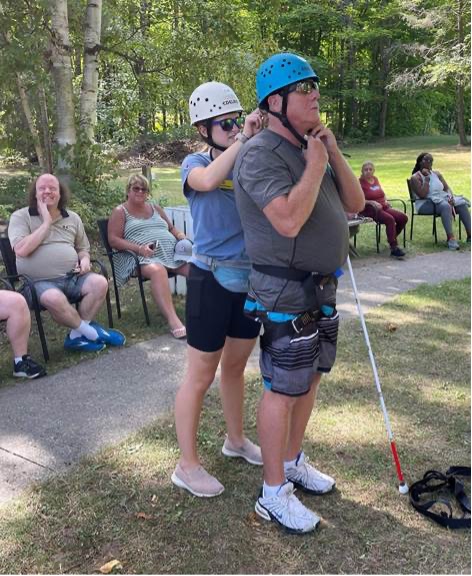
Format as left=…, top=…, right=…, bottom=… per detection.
left=273, top=483, right=314, bottom=521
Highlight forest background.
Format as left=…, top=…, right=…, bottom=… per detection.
left=0, top=0, right=470, bottom=230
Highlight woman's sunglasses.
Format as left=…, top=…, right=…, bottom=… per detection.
left=131, top=186, right=149, bottom=193
left=212, top=116, right=245, bottom=132
left=287, top=79, right=320, bottom=95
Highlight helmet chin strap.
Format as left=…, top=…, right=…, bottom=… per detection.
left=268, top=90, right=307, bottom=149
left=205, top=120, right=228, bottom=152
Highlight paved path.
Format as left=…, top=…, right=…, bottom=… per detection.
left=0, top=251, right=470, bottom=505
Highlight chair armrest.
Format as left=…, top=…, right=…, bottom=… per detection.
left=106, top=247, right=140, bottom=265
left=90, top=258, right=110, bottom=281
left=15, top=273, right=43, bottom=311
left=387, top=198, right=407, bottom=212
left=0, top=277, right=14, bottom=290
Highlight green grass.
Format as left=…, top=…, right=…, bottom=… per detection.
left=0, top=279, right=469, bottom=574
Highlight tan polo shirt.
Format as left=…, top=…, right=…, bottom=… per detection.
left=8, top=207, right=90, bottom=280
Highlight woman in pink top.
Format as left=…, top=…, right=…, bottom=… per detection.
left=359, top=161, right=408, bottom=258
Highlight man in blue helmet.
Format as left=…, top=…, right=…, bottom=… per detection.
left=234, top=53, right=365, bottom=533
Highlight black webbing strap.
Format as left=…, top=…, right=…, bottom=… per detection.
left=252, top=264, right=311, bottom=282
left=260, top=309, right=321, bottom=342
left=409, top=467, right=470, bottom=529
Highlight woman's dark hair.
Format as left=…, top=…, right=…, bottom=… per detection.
left=412, top=152, right=431, bottom=175
left=28, top=174, right=70, bottom=211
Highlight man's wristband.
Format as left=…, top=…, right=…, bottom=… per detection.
left=235, top=133, right=250, bottom=145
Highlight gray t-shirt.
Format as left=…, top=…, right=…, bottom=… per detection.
left=234, top=129, right=348, bottom=312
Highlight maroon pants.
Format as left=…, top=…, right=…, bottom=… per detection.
left=361, top=205, right=408, bottom=248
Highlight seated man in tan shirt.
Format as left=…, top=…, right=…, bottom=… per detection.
left=8, top=173, right=125, bottom=352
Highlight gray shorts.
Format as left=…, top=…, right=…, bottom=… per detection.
left=258, top=278, right=340, bottom=397
left=20, top=273, right=92, bottom=309
left=260, top=312, right=339, bottom=396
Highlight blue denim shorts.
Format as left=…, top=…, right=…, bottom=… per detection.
left=20, top=272, right=92, bottom=308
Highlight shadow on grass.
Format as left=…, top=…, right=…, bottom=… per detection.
left=0, top=389, right=469, bottom=574
left=0, top=280, right=469, bottom=574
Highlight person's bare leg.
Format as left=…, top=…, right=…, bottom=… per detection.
left=174, top=263, right=189, bottom=277
left=219, top=336, right=256, bottom=445
left=40, top=288, right=82, bottom=328
left=257, top=389, right=297, bottom=486
left=175, top=345, right=222, bottom=470
left=285, top=373, right=321, bottom=460
left=77, top=273, right=108, bottom=320
left=0, top=291, right=31, bottom=357
left=141, top=263, right=184, bottom=332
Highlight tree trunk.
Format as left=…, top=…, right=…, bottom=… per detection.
left=456, top=0, right=468, bottom=146
left=0, top=17, right=47, bottom=170
left=378, top=41, right=390, bottom=139
left=16, top=78, right=47, bottom=170
left=38, top=85, right=54, bottom=172
left=336, top=39, right=345, bottom=138
left=49, top=0, right=76, bottom=169
left=456, top=83, right=467, bottom=146
left=80, top=0, right=102, bottom=141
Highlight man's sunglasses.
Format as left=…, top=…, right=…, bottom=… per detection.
left=212, top=116, right=245, bottom=132
left=287, top=79, right=320, bottom=95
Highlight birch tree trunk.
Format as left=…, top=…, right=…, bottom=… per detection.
left=38, top=86, right=54, bottom=172
left=16, top=78, right=47, bottom=170
left=49, top=0, right=76, bottom=169
left=79, top=0, right=102, bottom=141
left=0, top=8, right=47, bottom=170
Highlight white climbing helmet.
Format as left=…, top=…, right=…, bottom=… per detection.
left=188, top=81, right=243, bottom=125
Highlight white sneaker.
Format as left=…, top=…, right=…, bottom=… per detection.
left=255, top=481, right=320, bottom=533
left=447, top=239, right=460, bottom=250
left=285, top=452, right=335, bottom=495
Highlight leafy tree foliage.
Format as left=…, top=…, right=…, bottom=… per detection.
left=0, top=0, right=469, bottom=171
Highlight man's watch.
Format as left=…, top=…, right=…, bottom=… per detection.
left=235, top=132, right=250, bottom=144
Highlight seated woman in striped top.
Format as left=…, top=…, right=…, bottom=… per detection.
left=108, top=174, right=189, bottom=339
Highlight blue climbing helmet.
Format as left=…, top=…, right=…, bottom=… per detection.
left=256, top=53, right=319, bottom=148
left=256, top=53, right=319, bottom=106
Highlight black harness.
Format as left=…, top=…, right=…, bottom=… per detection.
left=249, top=265, right=337, bottom=340
left=252, top=264, right=331, bottom=286
left=409, top=466, right=470, bottom=529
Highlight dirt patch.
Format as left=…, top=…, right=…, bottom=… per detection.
left=117, top=137, right=203, bottom=169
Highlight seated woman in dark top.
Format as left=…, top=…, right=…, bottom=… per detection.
left=411, top=152, right=471, bottom=250
left=108, top=174, right=189, bottom=338
left=359, top=161, right=408, bottom=258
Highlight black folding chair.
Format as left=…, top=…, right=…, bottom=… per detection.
left=374, top=198, right=407, bottom=253
left=407, top=178, right=439, bottom=244
left=0, top=236, right=113, bottom=362
left=97, top=218, right=179, bottom=326
left=97, top=218, right=151, bottom=325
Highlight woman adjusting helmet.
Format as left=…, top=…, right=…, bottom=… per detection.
left=189, top=81, right=244, bottom=151
left=172, top=82, right=264, bottom=498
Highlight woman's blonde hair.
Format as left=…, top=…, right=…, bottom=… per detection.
left=125, top=174, right=150, bottom=198
left=361, top=160, right=375, bottom=173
